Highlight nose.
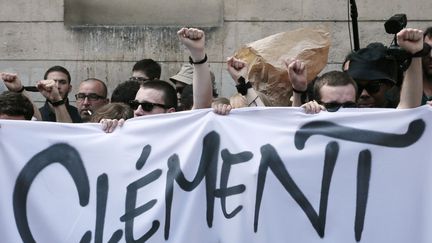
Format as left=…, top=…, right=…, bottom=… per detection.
left=134, top=105, right=144, bottom=117
left=82, top=97, right=90, bottom=105
left=359, top=88, right=370, bottom=97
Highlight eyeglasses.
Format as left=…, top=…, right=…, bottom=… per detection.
left=318, top=101, right=357, bottom=112
left=357, top=81, right=384, bottom=96
left=129, top=77, right=149, bottom=82
left=53, top=79, right=69, bottom=85
left=129, top=100, right=167, bottom=111
left=75, top=93, right=106, bottom=101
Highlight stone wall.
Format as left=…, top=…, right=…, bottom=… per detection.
left=0, top=0, right=431, bottom=103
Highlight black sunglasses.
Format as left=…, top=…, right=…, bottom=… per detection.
left=129, top=100, right=167, bottom=111
left=319, top=101, right=357, bottom=112
left=356, top=81, right=384, bottom=96
left=75, top=93, right=106, bottom=101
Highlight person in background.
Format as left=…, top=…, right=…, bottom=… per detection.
left=90, top=103, right=133, bottom=122
left=75, top=78, right=109, bottom=122
left=0, top=91, right=34, bottom=120
left=101, top=27, right=214, bottom=132
left=131, top=58, right=162, bottom=82
left=38, top=66, right=81, bottom=123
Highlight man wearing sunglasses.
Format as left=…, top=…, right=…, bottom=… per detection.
left=347, top=43, right=399, bottom=108
left=347, top=29, right=424, bottom=109
left=299, top=71, right=358, bottom=113
left=75, top=78, right=109, bottom=122
left=101, top=27, right=213, bottom=133
left=298, top=28, right=424, bottom=113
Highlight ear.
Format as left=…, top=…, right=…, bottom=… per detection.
left=166, top=107, right=176, bottom=113
left=68, top=84, right=72, bottom=93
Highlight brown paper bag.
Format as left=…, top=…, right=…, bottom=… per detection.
left=234, top=26, right=331, bottom=106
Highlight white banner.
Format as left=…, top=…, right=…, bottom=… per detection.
left=1, top=107, right=432, bottom=243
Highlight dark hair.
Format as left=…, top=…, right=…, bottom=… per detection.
left=111, top=80, right=141, bottom=104
left=90, top=103, right=133, bottom=122
left=132, top=59, right=161, bottom=80
left=82, top=78, right=108, bottom=98
left=179, top=85, right=193, bottom=111
left=313, top=71, right=358, bottom=101
left=141, top=80, right=177, bottom=110
left=44, top=66, right=71, bottom=83
left=0, top=91, right=34, bottom=120
left=424, top=26, right=432, bottom=38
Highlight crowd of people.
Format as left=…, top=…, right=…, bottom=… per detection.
left=1, top=26, right=431, bottom=130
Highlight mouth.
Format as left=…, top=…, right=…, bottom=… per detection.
left=81, top=109, right=93, bottom=116
left=357, top=104, right=374, bottom=108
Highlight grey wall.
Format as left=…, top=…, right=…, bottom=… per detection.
left=0, top=0, right=431, bottom=104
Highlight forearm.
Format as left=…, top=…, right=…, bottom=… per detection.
left=54, top=105, right=73, bottom=123
left=191, top=51, right=213, bottom=109
left=291, top=91, right=307, bottom=107
left=397, top=57, right=423, bottom=109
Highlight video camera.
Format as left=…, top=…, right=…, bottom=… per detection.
left=384, top=14, right=411, bottom=72
left=385, top=14, right=431, bottom=72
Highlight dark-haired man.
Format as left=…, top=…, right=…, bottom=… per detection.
left=131, top=80, right=177, bottom=117
left=111, top=80, right=141, bottom=104
left=101, top=27, right=213, bottom=133
left=0, top=91, right=34, bottom=120
left=131, top=59, right=161, bottom=81
left=39, top=66, right=81, bottom=123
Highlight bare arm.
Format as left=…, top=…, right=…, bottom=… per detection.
left=285, top=58, right=308, bottom=107
left=178, top=28, right=213, bottom=109
left=1, top=72, right=42, bottom=120
left=226, top=56, right=265, bottom=107
left=396, top=28, right=424, bottom=109
left=37, top=79, right=73, bottom=123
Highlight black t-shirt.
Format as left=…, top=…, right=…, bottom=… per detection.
left=39, top=100, right=82, bottom=123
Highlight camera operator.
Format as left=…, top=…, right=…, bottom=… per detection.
left=345, top=28, right=424, bottom=109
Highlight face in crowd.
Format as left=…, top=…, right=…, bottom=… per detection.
left=75, top=79, right=109, bottom=122
left=131, top=87, right=175, bottom=117
left=130, top=71, right=149, bottom=82
left=318, top=84, right=357, bottom=112
left=45, top=71, right=71, bottom=100
left=355, top=80, right=393, bottom=108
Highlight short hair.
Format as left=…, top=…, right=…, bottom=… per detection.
left=82, top=78, right=108, bottom=98
left=179, top=85, right=193, bottom=111
left=424, top=27, right=432, bottom=38
left=111, top=80, right=141, bottom=104
left=132, top=59, right=161, bottom=80
left=90, top=103, right=133, bottom=122
left=313, top=71, right=358, bottom=101
left=0, top=91, right=34, bottom=120
left=141, top=80, right=177, bottom=110
left=44, top=66, right=71, bottom=83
